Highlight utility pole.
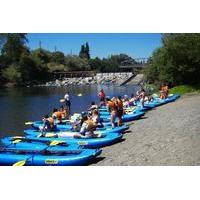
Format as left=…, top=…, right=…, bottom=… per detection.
left=54, top=46, right=57, bottom=52
left=39, top=40, right=42, bottom=49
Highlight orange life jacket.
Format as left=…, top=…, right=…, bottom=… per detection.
left=86, top=119, right=95, bottom=131
left=107, top=101, right=117, bottom=111
left=117, top=99, right=124, bottom=110
left=55, top=111, right=62, bottom=120
left=48, top=117, right=54, bottom=128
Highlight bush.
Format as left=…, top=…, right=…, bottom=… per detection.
left=2, top=64, right=21, bottom=83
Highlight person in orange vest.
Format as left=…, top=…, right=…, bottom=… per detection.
left=106, top=97, right=118, bottom=128
left=74, top=115, right=98, bottom=138
left=116, top=96, right=124, bottom=126
left=91, top=109, right=103, bottom=128
left=52, top=108, right=63, bottom=123
left=160, top=84, right=169, bottom=99
left=59, top=106, right=69, bottom=120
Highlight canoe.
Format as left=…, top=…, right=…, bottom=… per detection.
left=24, top=129, right=123, bottom=148
left=0, top=143, right=101, bottom=166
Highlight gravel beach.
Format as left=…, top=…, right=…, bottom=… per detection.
left=93, top=94, right=200, bottom=166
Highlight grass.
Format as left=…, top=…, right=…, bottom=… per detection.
left=145, top=83, right=200, bottom=95
left=169, top=85, right=200, bottom=95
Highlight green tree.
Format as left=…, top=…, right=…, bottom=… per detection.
left=144, top=33, right=200, bottom=86
left=1, top=33, right=29, bottom=64
left=85, top=42, right=90, bottom=60
left=31, top=48, right=51, bottom=65
left=51, top=51, right=65, bottom=64
left=2, top=64, right=21, bottom=83
left=79, top=45, right=86, bottom=59
left=65, top=55, right=89, bottom=71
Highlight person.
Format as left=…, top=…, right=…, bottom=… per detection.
left=159, top=84, right=169, bottom=99
left=116, top=96, right=124, bottom=126
left=88, top=101, right=98, bottom=112
left=64, top=92, right=71, bottom=113
left=106, top=97, right=118, bottom=128
left=39, top=114, right=56, bottom=132
left=60, top=106, right=69, bottom=120
left=74, top=115, right=98, bottom=138
left=123, top=95, right=130, bottom=108
left=98, top=89, right=106, bottom=106
left=52, top=108, right=63, bottom=123
left=129, top=94, right=137, bottom=106
left=138, top=88, right=146, bottom=108
left=92, top=109, right=103, bottom=128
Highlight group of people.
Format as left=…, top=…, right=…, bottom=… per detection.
left=39, top=85, right=169, bottom=138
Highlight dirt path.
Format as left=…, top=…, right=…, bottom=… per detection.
left=93, top=94, right=200, bottom=165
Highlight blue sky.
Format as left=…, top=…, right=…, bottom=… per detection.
left=27, top=33, right=162, bottom=58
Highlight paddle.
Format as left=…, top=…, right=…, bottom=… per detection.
left=60, top=93, right=83, bottom=103
left=11, top=136, right=68, bottom=147
left=25, top=122, right=33, bottom=125
left=12, top=140, right=75, bottom=166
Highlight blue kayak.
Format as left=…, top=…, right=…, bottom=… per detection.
left=0, top=139, right=102, bottom=166
left=100, top=110, right=145, bottom=122
left=31, top=121, right=129, bottom=133
left=24, top=129, right=123, bottom=148
left=1, top=136, right=81, bottom=150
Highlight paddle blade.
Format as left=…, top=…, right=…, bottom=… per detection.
left=12, top=139, right=22, bottom=144
left=25, top=122, right=33, bottom=125
left=50, top=140, right=66, bottom=146
left=13, top=160, right=26, bottom=166
left=60, top=99, right=65, bottom=103
left=45, top=133, right=56, bottom=138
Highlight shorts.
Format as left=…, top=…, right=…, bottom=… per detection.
left=117, top=110, right=124, bottom=118
left=65, top=100, right=71, bottom=107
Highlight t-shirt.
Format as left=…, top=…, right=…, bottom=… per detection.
left=64, top=93, right=70, bottom=101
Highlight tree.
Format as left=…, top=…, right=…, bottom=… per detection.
left=1, top=33, right=29, bottom=64
left=2, top=64, right=21, bottom=83
left=79, top=42, right=90, bottom=60
left=79, top=45, right=86, bottom=59
left=85, top=42, right=90, bottom=60
left=51, top=51, right=65, bottom=64
left=65, top=55, right=90, bottom=71
left=31, top=48, right=51, bottom=65
left=144, top=33, right=200, bottom=86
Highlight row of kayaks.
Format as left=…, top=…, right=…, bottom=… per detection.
left=0, top=93, right=180, bottom=166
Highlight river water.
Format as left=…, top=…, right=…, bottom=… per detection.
left=0, top=85, right=138, bottom=138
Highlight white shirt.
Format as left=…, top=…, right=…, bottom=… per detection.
left=64, top=93, right=70, bottom=101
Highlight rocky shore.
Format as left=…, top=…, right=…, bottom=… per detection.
left=38, top=72, right=133, bottom=87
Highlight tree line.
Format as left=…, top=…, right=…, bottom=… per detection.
left=144, top=33, right=200, bottom=87
left=0, top=34, right=135, bottom=86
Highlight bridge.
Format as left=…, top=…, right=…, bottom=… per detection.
left=52, top=71, right=96, bottom=80
left=119, top=58, right=149, bottom=86
left=119, top=57, right=149, bottom=72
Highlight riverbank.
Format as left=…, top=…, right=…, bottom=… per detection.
left=38, top=72, right=133, bottom=87
left=93, top=93, right=200, bottom=165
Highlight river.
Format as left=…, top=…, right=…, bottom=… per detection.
left=0, top=85, right=138, bottom=138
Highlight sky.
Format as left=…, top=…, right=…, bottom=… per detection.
left=27, top=33, right=162, bottom=59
